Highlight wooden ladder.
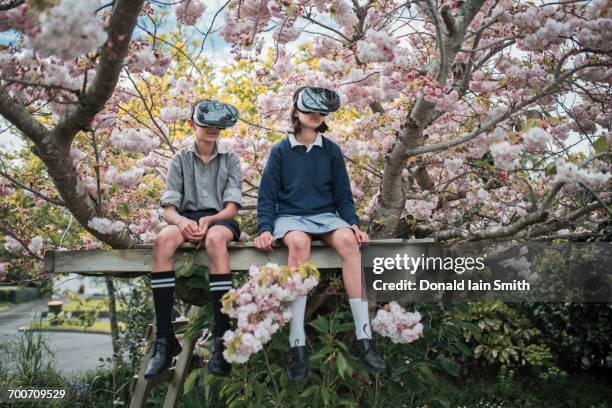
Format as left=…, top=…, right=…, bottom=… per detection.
left=129, top=306, right=200, bottom=408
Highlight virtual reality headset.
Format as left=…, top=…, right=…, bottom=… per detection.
left=192, top=100, right=238, bottom=129
left=295, top=87, right=340, bottom=116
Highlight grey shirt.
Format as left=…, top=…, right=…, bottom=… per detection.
left=160, top=141, right=243, bottom=212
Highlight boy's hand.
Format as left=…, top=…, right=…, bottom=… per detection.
left=255, top=231, right=274, bottom=252
left=194, top=216, right=213, bottom=249
left=351, top=225, right=369, bottom=246
left=198, top=216, right=213, bottom=236
left=178, top=219, right=205, bottom=242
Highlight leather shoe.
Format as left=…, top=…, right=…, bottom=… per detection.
left=350, top=337, right=386, bottom=373
left=208, top=338, right=232, bottom=376
left=286, top=345, right=309, bottom=383
left=144, top=335, right=182, bottom=379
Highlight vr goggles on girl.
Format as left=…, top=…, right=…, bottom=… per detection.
left=295, top=87, right=340, bottom=116
left=192, top=100, right=238, bottom=129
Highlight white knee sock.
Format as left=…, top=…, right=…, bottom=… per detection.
left=289, top=295, right=307, bottom=347
left=349, top=298, right=372, bottom=340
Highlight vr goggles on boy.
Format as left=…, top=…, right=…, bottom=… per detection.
left=192, top=100, right=238, bottom=129
left=295, top=87, right=340, bottom=116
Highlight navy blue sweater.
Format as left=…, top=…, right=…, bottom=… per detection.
left=257, top=136, right=359, bottom=233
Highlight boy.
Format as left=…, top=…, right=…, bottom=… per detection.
left=145, top=100, right=243, bottom=379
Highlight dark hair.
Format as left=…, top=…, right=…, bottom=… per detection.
left=291, top=86, right=329, bottom=135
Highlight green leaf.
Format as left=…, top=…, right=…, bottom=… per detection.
left=183, top=368, right=202, bottom=395
left=204, top=373, right=220, bottom=385
left=436, top=356, right=459, bottom=377
left=176, top=257, right=195, bottom=278
left=321, top=388, right=330, bottom=406
left=431, top=396, right=451, bottom=408
left=336, top=353, right=348, bottom=379
left=417, top=363, right=437, bottom=384
left=593, top=136, right=609, bottom=154
left=454, top=341, right=472, bottom=356
left=309, top=315, right=329, bottom=333
left=300, top=385, right=318, bottom=398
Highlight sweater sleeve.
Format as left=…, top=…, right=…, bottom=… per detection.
left=257, top=145, right=282, bottom=233
left=331, top=145, right=359, bottom=226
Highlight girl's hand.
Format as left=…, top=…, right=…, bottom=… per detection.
left=351, top=225, right=369, bottom=246
left=255, top=231, right=275, bottom=252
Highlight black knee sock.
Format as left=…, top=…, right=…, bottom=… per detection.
left=151, top=271, right=175, bottom=338
left=209, top=273, right=232, bottom=338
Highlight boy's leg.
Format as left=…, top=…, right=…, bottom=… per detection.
left=145, top=225, right=185, bottom=379
left=322, top=228, right=386, bottom=373
left=204, top=225, right=234, bottom=376
left=283, top=231, right=311, bottom=383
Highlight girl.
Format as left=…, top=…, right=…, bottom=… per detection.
left=255, top=86, right=385, bottom=383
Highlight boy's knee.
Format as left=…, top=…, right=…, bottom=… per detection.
left=205, top=231, right=228, bottom=252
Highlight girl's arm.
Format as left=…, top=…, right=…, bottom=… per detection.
left=332, top=146, right=360, bottom=227
left=257, top=145, right=282, bottom=234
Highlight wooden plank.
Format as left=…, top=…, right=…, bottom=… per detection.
left=46, top=238, right=437, bottom=276
left=129, top=325, right=155, bottom=408
left=163, top=308, right=200, bottom=408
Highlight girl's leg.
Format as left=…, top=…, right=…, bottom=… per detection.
left=205, top=225, right=235, bottom=376
left=322, top=227, right=386, bottom=372
left=321, top=228, right=371, bottom=339
left=283, top=231, right=312, bottom=347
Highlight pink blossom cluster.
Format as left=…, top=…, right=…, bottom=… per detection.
left=88, top=217, right=126, bottom=235
left=109, top=128, right=159, bottom=154
left=3, top=236, right=23, bottom=254
left=219, top=262, right=320, bottom=363
left=106, top=166, right=144, bottom=189
left=0, top=180, right=15, bottom=197
left=27, top=236, right=44, bottom=257
left=522, top=127, right=550, bottom=151
left=174, top=0, right=207, bottom=26
left=554, top=160, right=610, bottom=188
left=160, top=106, right=192, bottom=123
left=371, top=302, right=423, bottom=344
left=356, top=29, right=397, bottom=63
left=404, top=198, right=438, bottom=220
left=25, top=0, right=108, bottom=61
left=490, top=141, right=523, bottom=171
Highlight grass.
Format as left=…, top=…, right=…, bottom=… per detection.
left=0, top=301, right=15, bottom=312
left=26, top=320, right=126, bottom=334
left=61, top=297, right=125, bottom=313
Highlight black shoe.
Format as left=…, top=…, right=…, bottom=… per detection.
left=287, top=345, right=309, bottom=383
left=144, top=335, right=182, bottom=379
left=208, top=338, right=232, bottom=377
left=350, top=337, right=386, bottom=373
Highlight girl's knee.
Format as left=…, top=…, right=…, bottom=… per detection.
left=285, top=232, right=311, bottom=253
left=336, top=229, right=359, bottom=253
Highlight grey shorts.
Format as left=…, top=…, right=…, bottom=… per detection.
left=273, top=212, right=351, bottom=241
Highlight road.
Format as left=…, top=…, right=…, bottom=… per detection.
left=0, top=299, right=116, bottom=378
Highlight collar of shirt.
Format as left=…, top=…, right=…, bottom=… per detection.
left=288, top=133, right=322, bottom=152
left=188, top=140, right=228, bottom=161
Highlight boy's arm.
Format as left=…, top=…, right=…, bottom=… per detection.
left=160, top=154, right=184, bottom=212
left=221, top=153, right=243, bottom=209
left=257, top=146, right=281, bottom=234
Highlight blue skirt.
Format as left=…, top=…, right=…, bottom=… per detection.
left=273, top=212, right=351, bottom=240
